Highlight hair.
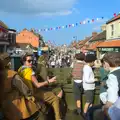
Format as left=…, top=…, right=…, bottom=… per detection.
left=42, top=51, right=48, bottom=55
left=21, top=53, right=32, bottom=64
left=75, top=53, right=85, bottom=61
left=103, top=52, right=120, bottom=67
left=84, top=54, right=96, bottom=63
left=101, top=59, right=104, bottom=65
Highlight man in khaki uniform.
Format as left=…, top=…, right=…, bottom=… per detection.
left=36, top=51, right=63, bottom=98
left=0, top=53, right=40, bottom=120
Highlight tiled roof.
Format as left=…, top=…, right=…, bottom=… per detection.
left=16, top=29, right=39, bottom=48
left=79, top=37, right=92, bottom=45
left=89, top=31, right=106, bottom=42
left=87, top=41, right=103, bottom=50
left=97, top=40, right=120, bottom=48
left=106, top=14, right=120, bottom=24
left=81, top=44, right=89, bottom=50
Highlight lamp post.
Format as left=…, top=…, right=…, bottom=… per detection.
left=73, top=36, right=77, bottom=41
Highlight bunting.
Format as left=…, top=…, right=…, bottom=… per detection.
left=16, top=13, right=120, bottom=33
left=33, top=17, right=105, bottom=32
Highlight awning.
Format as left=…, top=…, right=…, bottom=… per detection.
left=97, top=40, right=120, bottom=48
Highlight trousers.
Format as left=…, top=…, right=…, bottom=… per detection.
left=35, top=90, right=61, bottom=120
left=108, top=106, right=120, bottom=120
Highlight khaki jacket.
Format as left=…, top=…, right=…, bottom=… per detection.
left=2, top=70, right=39, bottom=120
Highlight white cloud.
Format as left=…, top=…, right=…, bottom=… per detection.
left=93, top=26, right=101, bottom=31
left=0, top=0, right=77, bottom=16
left=39, top=10, right=72, bottom=16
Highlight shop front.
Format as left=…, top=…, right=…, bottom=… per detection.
left=97, top=40, right=120, bottom=58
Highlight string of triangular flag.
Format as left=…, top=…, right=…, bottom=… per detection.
left=32, top=13, right=119, bottom=33
left=0, top=13, right=119, bottom=33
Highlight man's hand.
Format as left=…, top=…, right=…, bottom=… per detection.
left=48, top=76, right=56, bottom=83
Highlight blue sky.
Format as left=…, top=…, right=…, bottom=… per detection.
left=0, top=0, right=120, bottom=45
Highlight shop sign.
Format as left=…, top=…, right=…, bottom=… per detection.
left=101, top=48, right=114, bottom=51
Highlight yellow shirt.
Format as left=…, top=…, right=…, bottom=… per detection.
left=18, top=66, right=34, bottom=92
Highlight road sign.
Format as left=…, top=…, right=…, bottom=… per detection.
left=38, top=48, right=42, bottom=56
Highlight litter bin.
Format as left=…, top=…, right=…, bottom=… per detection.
left=11, top=55, right=22, bottom=71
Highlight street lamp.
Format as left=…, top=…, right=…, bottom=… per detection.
left=73, top=36, right=77, bottom=41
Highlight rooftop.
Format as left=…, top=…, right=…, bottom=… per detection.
left=87, top=41, right=103, bottom=50
left=106, top=14, right=120, bottom=24
left=97, top=39, right=120, bottom=48
left=0, top=20, right=9, bottom=29
left=89, top=31, right=106, bottom=42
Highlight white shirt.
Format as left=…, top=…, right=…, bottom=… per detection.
left=100, top=67, right=120, bottom=104
left=83, top=64, right=95, bottom=90
left=51, top=61, right=55, bottom=66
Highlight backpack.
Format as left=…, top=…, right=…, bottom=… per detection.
left=72, top=61, right=84, bottom=80
left=2, top=70, right=39, bottom=119
left=11, top=74, right=33, bottom=96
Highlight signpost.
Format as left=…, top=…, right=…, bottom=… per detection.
left=37, top=47, right=42, bottom=56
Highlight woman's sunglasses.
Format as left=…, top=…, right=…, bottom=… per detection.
left=27, top=59, right=33, bottom=63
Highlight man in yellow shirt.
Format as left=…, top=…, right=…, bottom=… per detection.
left=18, top=53, right=62, bottom=120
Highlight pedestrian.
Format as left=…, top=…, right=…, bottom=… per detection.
left=71, top=53, right=85, bottom=115
left=18, top=53, right=62, bottom=120
left=87, top=52, right=120, bottom=120
left=83, top=54, right=96, bottom=118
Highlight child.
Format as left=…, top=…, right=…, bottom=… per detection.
left=72, top=53, right=85, bottom=115
left=83, top=54, right=96, bottom=117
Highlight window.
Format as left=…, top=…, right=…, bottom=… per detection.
left=111, top=24, right=114, bottom=36
left=119, top=22, right=120, bottom=35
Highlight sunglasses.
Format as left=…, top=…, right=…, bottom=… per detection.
left=27, top=59, right=33, bottom=63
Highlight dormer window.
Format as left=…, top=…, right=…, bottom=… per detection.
left=111, top=24, right=114, bottom=36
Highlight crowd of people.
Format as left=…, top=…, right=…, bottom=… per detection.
left=71, top=52, right=120, bottom=120
left=48, top=53, right=72, bottom=68
left=0, top=51, right=120, bottom=120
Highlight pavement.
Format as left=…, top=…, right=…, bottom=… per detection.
left=65, top=110, right=84, bottom=120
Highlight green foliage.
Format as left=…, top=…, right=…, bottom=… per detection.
left=48, top=68, right=72, bottom=84
left=30, top=29, right=45, bottom=47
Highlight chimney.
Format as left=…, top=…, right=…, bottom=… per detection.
left=101, top=24, right=106, bottom=31
left=85, top=36, right=89, bottom=39
left=92, top=32, right=97, bottom=37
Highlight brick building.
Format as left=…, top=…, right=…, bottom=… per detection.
left=16, top=29, right=40, bottom=48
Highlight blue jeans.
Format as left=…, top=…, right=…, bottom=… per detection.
left=108, top=106, right=120, bottom=120
left=87, top=104, right=109, bottom=120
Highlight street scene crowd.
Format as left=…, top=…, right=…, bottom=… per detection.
left=0, top=49, right=120, bottom=120
left=0, top=5, right=120, bottom=120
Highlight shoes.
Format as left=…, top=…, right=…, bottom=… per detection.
left=81, top=113, right=88, bottom=120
